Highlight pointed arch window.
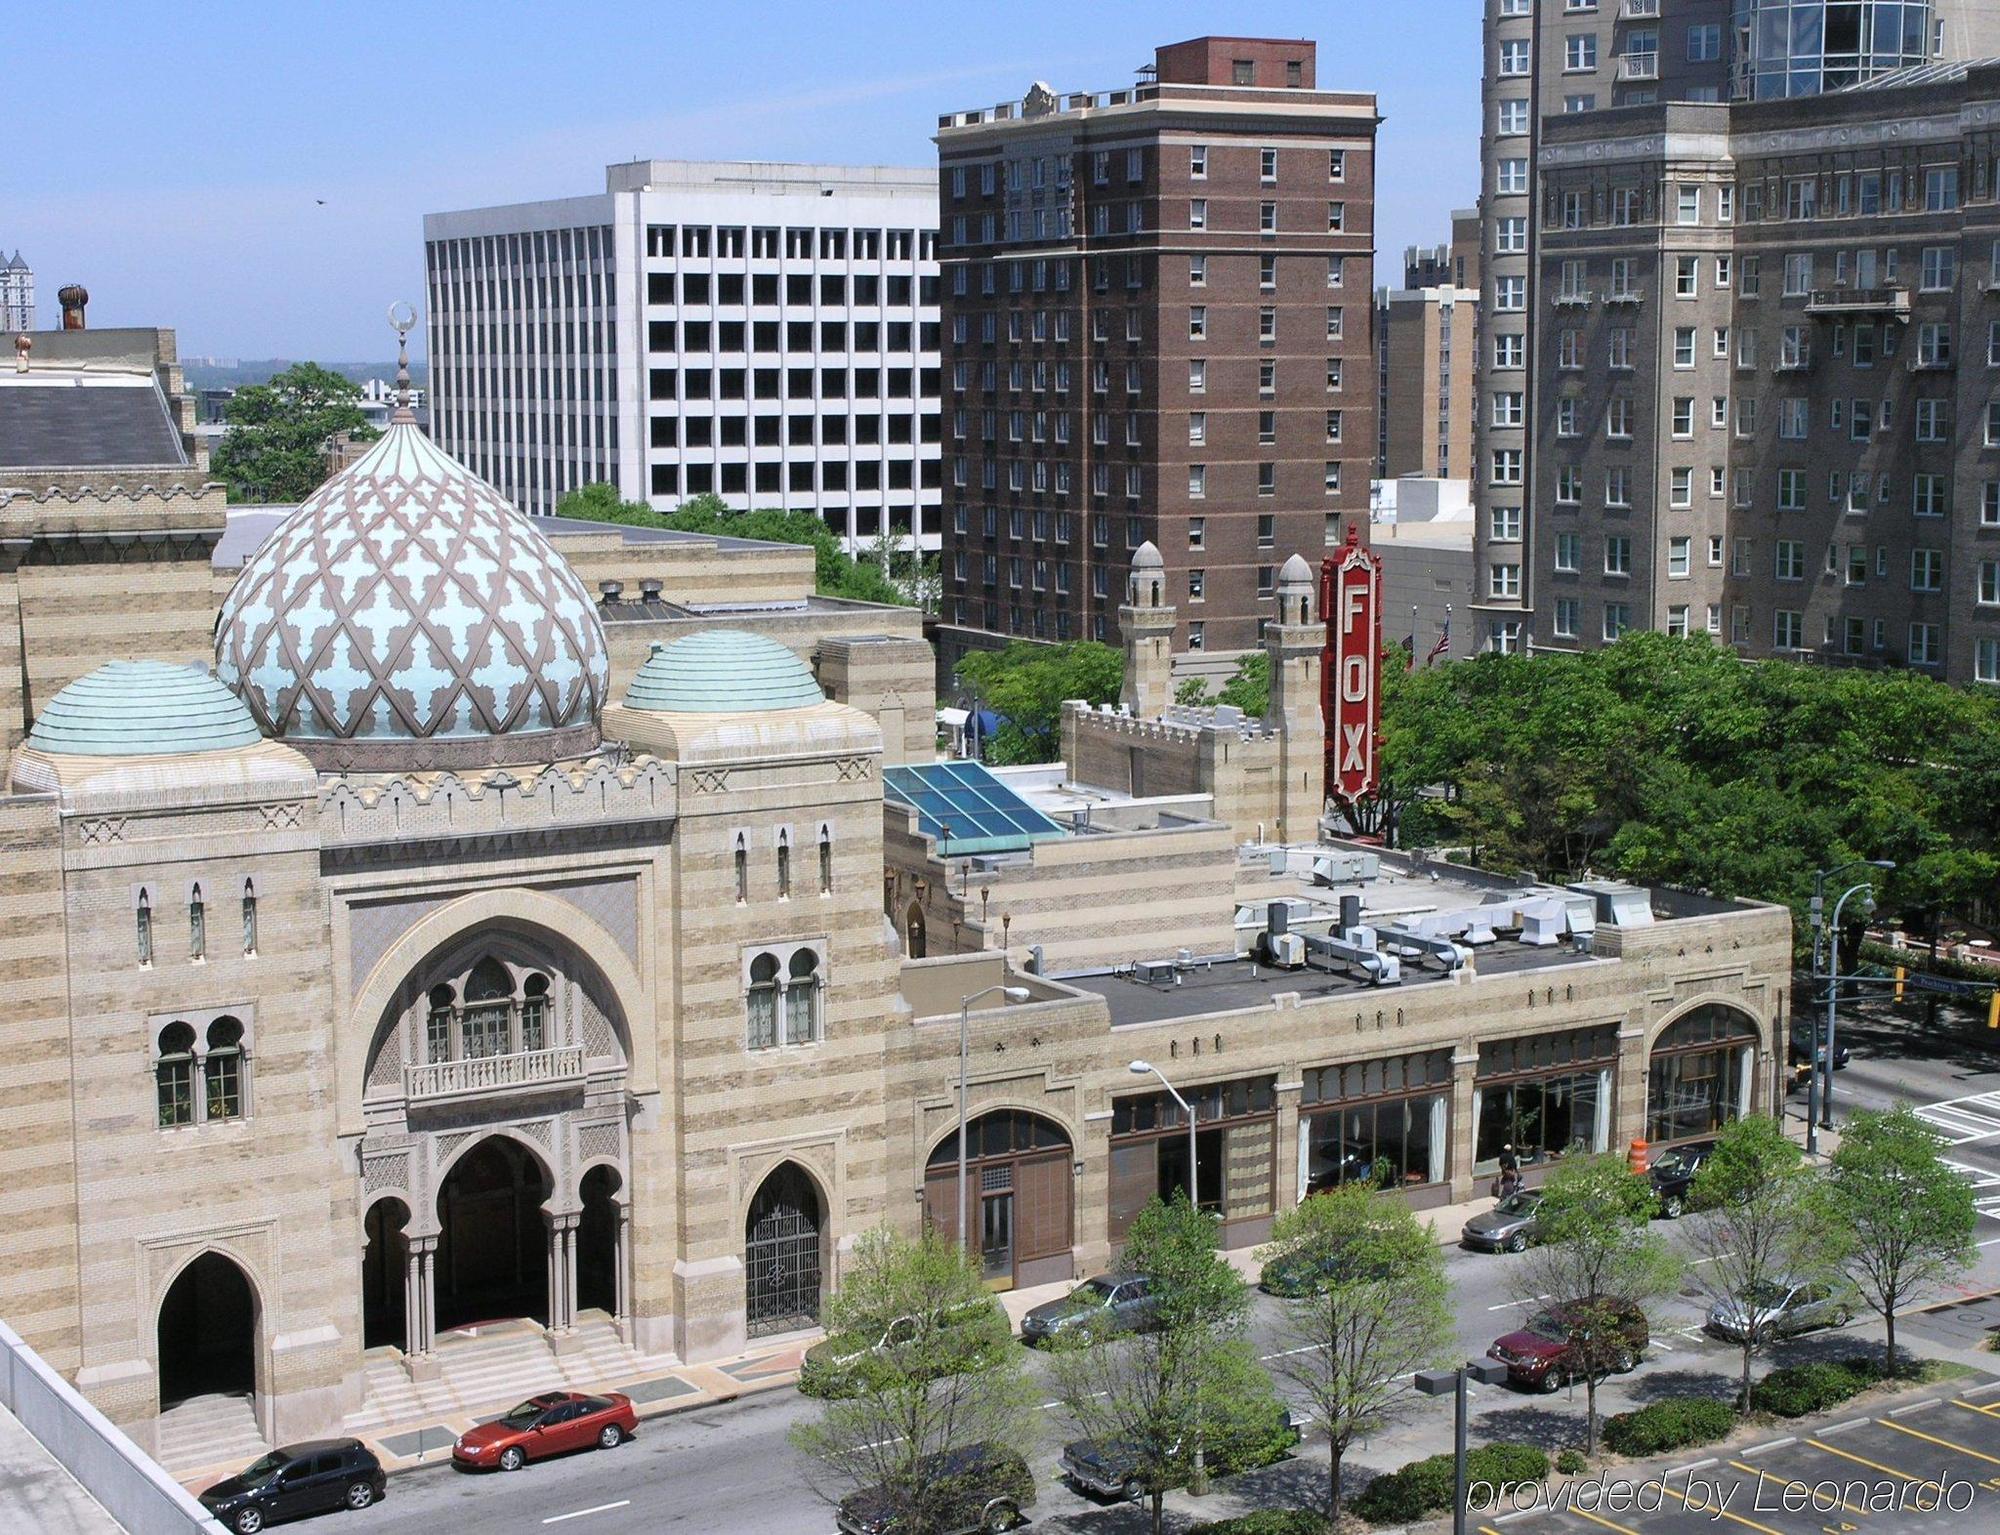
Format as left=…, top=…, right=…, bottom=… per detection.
left=136, top=891, right=154, bottom=967
left=784, top=950, right=822, bottom=1045
left=204, top=1017, right=245, bottom=1120
left=426, top=985, right=455, bottom=1064
left=461, top=956, right=512, bottom=1059
left=747, top=953, right=780, bottom=1049
left=187, top=884, right=206, bottom=961
left=818, top=826, right=834, bottom=895
left=734, top=835, right=749, bottom=904
left=777, top=829, right=793, bottom=899
left=241, top=880, right=258, bottom=956
left=521, top=973, right=550, bottom=1053
left=156, top=1022, right=196, bottom=1127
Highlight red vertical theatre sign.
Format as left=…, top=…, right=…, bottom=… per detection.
left=1321, top=527, right=1384, bottom=802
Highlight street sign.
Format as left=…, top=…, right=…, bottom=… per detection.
left=1907, top=973, right=1987, bottom=998
left=1321, top=526, right=1383, bottom=803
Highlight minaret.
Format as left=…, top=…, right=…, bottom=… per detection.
left=1118, top=541, right=1176, bottom=718
left=1266, top=553, right=1325, bottom=843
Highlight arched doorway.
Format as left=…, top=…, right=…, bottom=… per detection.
left=924, top=1110, right=1075, bottom=1290
left=436, top=1137, right=549, bottom=1332
left=1647, top=1005, right=1761, bottom=1146
left=577, top=1166, right=622, bottom=1319
left=746, top=1163, right=823, bottom=1338
left=158, top=1252, right=257, bottom=1410
left=361, top=1198, right=410, bottom=1350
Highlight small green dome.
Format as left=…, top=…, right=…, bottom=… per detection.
left=27, top=660, right=264, bottom=757
left=624, top=630, right=826, bottom=714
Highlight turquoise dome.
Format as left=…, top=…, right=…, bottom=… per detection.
left=624, top=630, right=826, bottom=714
left=27, top=661, right=264, bottom=757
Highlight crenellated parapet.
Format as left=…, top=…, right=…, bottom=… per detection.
left=319, top=755, right=678, bottom=848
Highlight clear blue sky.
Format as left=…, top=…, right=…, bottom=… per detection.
left=8, top=0, right=1480, bottom=361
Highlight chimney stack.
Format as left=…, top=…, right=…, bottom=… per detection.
left=57, top=284, right=88, bottom=330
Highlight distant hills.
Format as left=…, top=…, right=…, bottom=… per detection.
left=181, top=358, right=430, bottom=390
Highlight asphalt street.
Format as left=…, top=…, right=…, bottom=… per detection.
left=322, top=996, right=2000, bottom=1535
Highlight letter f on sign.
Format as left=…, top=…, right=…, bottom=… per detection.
left=1344, top=584, right=1366, bottom=635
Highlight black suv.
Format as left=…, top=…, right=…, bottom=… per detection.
left=198, top=1439, right=385, bottom=1534
left=836, top=1442, right=1034, bottom=1534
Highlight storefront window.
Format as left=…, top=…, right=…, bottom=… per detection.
left=1473, top=1027, right=1617, bottom=1174
left=1110, top=1074, right=1277, bottom=1240
left=1299, top=1049, right=1451, bottom=1196
left=1646, top=1006, right=1757, bottom=1144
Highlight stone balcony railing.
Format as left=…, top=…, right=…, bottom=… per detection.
left=405, top=1045, right=587, bottom=1105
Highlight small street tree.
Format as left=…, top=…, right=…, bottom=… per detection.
left=790, top=1227, right=1028, bottom=1531
left=1682, top=1114, right=1849, bottom=1408
left=1517, top=1154, right=1683, bottom=1454
left=1261, top=1184, right=1455, bottom=1524
left=211, top=362, right=375, bottom=503
left=1824, top=1104, right=1977, bottom=1375
left=1048, top=1194, right=1271, bottom=1535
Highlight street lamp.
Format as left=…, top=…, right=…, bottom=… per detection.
left=1128, top=1059, right=1205, bottom=1493
left=1806, top=859, right=1894, bottom=1154
left=1415, top=1359, right=1511, bottom=1535
left=957, top=984, right=1032, bottom=1258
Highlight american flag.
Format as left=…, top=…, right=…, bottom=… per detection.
left=1425, top=606, right=1452, bottom=666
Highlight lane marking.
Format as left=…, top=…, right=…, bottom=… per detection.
left=1569, top=1509, right=1644, bottom=1535
left=1954, top=1398, right=2000, bottom=1420
left=543, top=1502, right=632, bottom=1526
left=1486, top=1291, right=1554, bottom=1312
left=1877, top=1416, right=2000, bottom=1466
left=1657, top=1480, right=1786, bottom=1535
left=1804, top=1438, right=1933, bottom=1486
left=1728, top=1459, right=1868, bottom=1518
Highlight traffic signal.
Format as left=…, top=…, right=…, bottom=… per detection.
left=1895, top=965, right=1907, bottom=1003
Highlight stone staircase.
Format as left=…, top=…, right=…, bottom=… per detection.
left=157, top=1392, right=267, bottom=1474
left=556, top=1311, right=657, bottom=1389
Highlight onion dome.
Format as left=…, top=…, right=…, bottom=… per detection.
left=26, top=660, right=262, bottom=756
left=214, top=420, right=609, bottom=772
left=624, top=630, right=826, bottom=713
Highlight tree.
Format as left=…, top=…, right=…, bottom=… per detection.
left=1047, top=1195, right=1271, bottom=1535
left=1261, top=1184, right=1455, bottom=1524
left=211, top=362, right=376, bottom=503
left=1824, top=1105, right=1978, bottom=1375
left=1516, top=1154, right=1683, bottom=1454
left=790, top=1228, right=1028, bottom=1531
left=954, top=641, right=1123, bottom=764
left=1681, top=1115, right=1849, bottom=1408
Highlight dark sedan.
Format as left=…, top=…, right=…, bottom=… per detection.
left=836, top=1442, right=1034, bottom=1534
left=1060, top=1404, right=1309, bottom=1500
left=198, top=1440, right=384, bottom=1534
left=1650, top=1140, right=1717, bottom=1219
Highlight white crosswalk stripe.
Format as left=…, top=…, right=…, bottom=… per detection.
left=1915, top=1090, right=2000, bottom=1144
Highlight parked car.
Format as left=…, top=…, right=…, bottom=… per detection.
left=836, top=1441, right=1035, bottom=1534
left=198, top=1439, right=385, bottom=1534
left=1060, top=1403, right=1309, bottom=1500
left=452, top=1391, right=636, bottom=1471
left=1707, top=1279, right=1852, bottom=1342
left=1790, top=1020, right=1851, bottom=1071
left=1487, top=1299, right=1649, bottom=1392
left=1649, top=1140, right=1718, bottom=1219
left=799, top=1297, right=1008, bottom=1397
left=1020, top=1272, right=1157, bottom=1345
left=1460, top=1190, right=1545, bottom=1254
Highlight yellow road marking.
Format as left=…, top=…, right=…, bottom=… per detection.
left=1954, top=1397, right=2000, bottom=1419
left=1877, top=1416, right=2000, bottom=1467
left=1658, top=1481, right=1787, bottom=1535
left=1480, top=1527, right=1507, bottom=1535
left=1805, top=1437, right=1938, bottom=1486
left=1727, top=1459, right=1869, bottom=1518
left=1569, top=1509, right=1644, bottom=1535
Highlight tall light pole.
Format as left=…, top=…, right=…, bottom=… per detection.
left=1415, top=1361, right=1511, bottom=1535
left=1129, top=1059, right=1205, bottom=1493
left=958, top=984, right=1031, bottom=1258
left=1806, top=858, right=1893, bottom=1155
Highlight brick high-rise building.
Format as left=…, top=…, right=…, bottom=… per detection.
left=933, top=38, right=1379, bottom=670
left=1470, top=0, right=2000, bottom=653
left=1376, top=283, right=1478, bottom=481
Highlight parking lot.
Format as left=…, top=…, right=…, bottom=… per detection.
left=1480, top=1380, right=2000, bottom=1535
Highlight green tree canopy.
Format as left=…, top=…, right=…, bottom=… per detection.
left=953, top=640, right=1123, bottom=764
left=211, top=362, right=376, bottom=503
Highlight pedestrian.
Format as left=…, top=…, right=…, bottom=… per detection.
left=1493, top=1144, right=1521, bottom=1200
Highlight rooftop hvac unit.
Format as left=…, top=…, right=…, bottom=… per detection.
left=1265, top=931, right=1306, bottom=969
left=1517, top=900, right=1565, bottom=947
left=1133, top=959, right=1178, bottom=987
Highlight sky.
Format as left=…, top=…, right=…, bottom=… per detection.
left=6, top=0, right=1481, bottom=362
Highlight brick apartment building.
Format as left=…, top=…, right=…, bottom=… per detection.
left=933, top=37, right=1380, bottom=674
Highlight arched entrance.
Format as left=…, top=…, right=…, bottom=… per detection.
left=1647, top=1005, right=1761, bottom=1146
left=924, top=1110, right=1074, bottom=1290
left=577, top=1166, right=622, bottom=1319
left=361, top=1198, right=410, bottom=1350
left=436, top=1137, right=549, bottom=1331
left=746, top=1163, right=824, bottom=1338
left=158, top=1252, right=257, bottom=1410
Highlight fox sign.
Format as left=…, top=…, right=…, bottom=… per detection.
left=1321, top=529, right=1383, bottom=802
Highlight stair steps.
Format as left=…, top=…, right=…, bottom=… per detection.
left=157, top=1392, right=267, bottom=1474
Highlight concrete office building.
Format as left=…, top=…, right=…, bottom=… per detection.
left=425, top=161, right=943, bottom=550
left=1471, top=0, right=2000, bottom=653
left=933, top=37, right=1380, bottom=672
left=1377, top=283, right=1479, bottom=480
left=1531, top=59, right=2000, bottom=684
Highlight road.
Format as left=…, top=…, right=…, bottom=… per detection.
left=330, top=995, right=2000, bottom=1535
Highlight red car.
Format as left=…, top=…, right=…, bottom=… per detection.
left=453, top=1392, right=636, bottom=1471
left=1487, top=1299, right=1648, bottom=1392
